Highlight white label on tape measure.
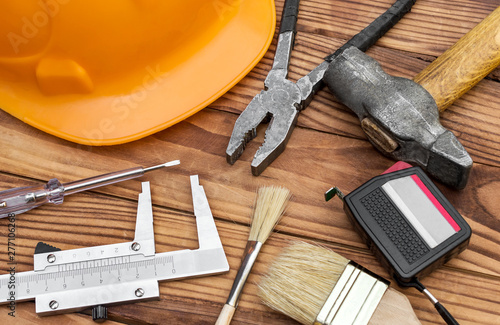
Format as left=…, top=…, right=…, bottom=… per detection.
left=382, top=175, right=458, bottom=248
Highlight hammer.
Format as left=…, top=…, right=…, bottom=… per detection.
left=324, top=7, right=500, bottom=189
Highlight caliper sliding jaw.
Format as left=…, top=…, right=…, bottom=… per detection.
left=0, top=175, right=229, bottom=319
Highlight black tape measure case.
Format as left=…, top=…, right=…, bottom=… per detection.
left=342, top=167, right=471, bottom=283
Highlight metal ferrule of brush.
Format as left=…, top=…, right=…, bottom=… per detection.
left=226, top=240, right=263, bottom=307
left=314, top=262, right=390, bottom=325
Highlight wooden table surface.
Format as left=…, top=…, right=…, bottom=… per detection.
left=1, top=0, right=499, bottom=324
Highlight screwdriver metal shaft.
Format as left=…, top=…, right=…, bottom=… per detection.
left=0, top=160, right=180, bottom=218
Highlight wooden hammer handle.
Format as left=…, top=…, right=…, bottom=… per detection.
left=413, top=6, right=500, bottom=112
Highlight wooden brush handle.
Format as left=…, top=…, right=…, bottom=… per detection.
left=369, top=288, right=421, bottom=325
left=215, top=304, right=236, bottom=325
left=413, top=6, right=500, bottom=112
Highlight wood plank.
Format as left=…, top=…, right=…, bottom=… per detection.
left=0, top=190, right=498, bottom=325
left=1, top=106, right=499, bottom=275
left=0, top=106, right=499, bottom=325
left=0, top=302, right=123, bottom=324
left=288, top=0, right=497, bottom=56
left=0, top=0, right=499, bottom=324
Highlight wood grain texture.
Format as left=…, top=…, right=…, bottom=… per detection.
left=0, top=0, right=499, bottom=325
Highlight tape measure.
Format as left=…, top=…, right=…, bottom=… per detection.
left=327, top=164, right=471, bottom=283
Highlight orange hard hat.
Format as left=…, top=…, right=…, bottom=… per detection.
left=0, top=0, right=275, bottom=145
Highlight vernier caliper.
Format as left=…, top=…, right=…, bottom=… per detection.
left=0, top=175, right=229, bottom=321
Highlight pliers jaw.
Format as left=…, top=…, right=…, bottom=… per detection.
left=225, top=79, right=301, bottom=176
left=250, top=107, right=300, bottom=176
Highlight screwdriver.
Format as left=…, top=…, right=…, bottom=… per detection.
left=0, top=160, right=180, bottom=218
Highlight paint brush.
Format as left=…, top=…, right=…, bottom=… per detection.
left=259, top=241, right=421, bottom=325
left=215, top=186, right=292, bottom=325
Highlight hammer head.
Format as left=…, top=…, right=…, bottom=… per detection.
left=324, top=47, right=472, bottom=189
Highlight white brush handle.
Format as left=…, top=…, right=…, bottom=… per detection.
left=215, top=304, right=236, bottom=325
left=369, top=288, right=421, bottom=325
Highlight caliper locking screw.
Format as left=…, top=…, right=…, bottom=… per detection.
left=47, top=254, right=56, bottom=263
left=135, top=288, right=145, bottom=297
left=131, top=242, right=141, bottom=251
left=49, top=300, right=59, bottom=310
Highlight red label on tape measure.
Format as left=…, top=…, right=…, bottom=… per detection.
left=410, top=174, right=461, bottom=232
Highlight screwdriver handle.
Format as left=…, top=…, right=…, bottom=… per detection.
left=0, top=179, right=64, bottom=218
left=0, top=167, right=144, bottom=218
left=413, top=6, right=500, bottom=112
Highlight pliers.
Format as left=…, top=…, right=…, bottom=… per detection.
left=226, top=0, right=417, bottom=175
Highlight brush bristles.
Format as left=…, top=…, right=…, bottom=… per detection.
left=248, top=186, right=291, bottom=243
left=258, top=242, right=350, bottom=325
